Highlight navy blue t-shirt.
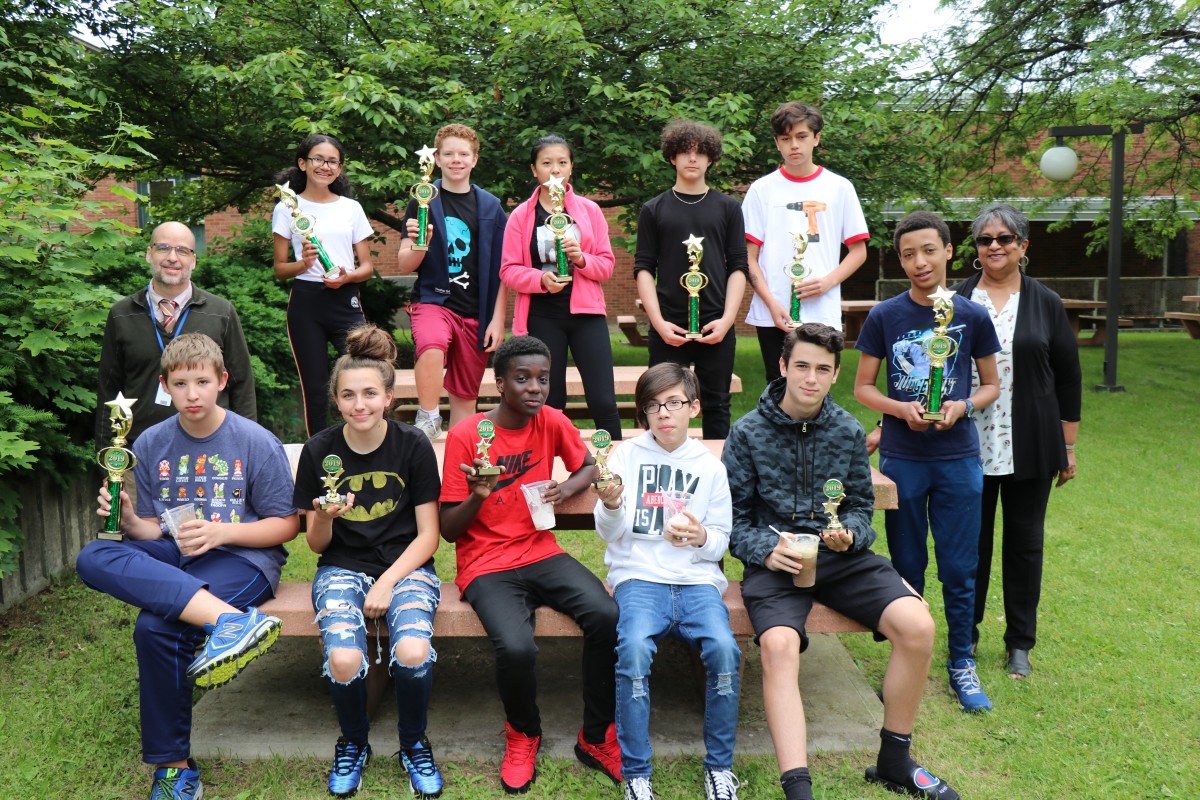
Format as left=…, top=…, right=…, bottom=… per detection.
left=856, top=291, right=1001, bottom=461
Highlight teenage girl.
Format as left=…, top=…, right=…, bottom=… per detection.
left=292, top=324, right=444, bottom=799
left=499, top=134, right=622, bottom=440
left=273, top=134, right=375, bottom=438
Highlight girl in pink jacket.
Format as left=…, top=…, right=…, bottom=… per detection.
left=500, top=135, right=621, bottom=439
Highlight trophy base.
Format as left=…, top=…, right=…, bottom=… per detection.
left=476, top=466, right=503, bottom=477
left=323, top=268, right=342, bottom=281
left=785, top=320, right=801, bottom=330
left=97, top=531, right=124, bottom=542
left=921, top=410, right=946, bottom=421
left=411, top=243, right=429, bottom=252
left=318, top=494, right=347, bottom=511
left=594, top=477, right=622, bottom=489
left=553, top=274, right=573, bottom=284
left=685, top=332, right=703, bottom=340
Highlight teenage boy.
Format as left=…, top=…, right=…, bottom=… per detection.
left=77, top=333, right=298, bottom=800
left=398, top=123, right=509, bottom=441
left=593, top=362, right=741, bottom=800
left=724, top=324, right=958, bottom=800
left=635, top=120, right=748, bottom=439
left=854, top=211, right=1001, bottom=713
left=439, top=335, right=621, bottom=794
left=742, top=102, right=870, bottom=384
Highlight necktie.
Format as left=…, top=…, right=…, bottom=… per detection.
left=158, top=298, right=178, bottom=332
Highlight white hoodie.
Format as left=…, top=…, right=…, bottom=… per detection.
left=593, top=431, right=731, bottom=594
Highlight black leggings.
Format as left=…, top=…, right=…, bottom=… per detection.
left=973, top=473, right=1054, bottom=652
left=755, top=325, right=788, bottom=386
left=287, top=280, right=365, bottom=437
left=526, top=313, right=622, bottom=440
left=647, top=330, right=736, bottom=439
left=462, top=553, right=618, bottom=740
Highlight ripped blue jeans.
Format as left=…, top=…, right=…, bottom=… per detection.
left=312, top=564, right=440, bottom=747
left=614, top=579, right=741, bottom=778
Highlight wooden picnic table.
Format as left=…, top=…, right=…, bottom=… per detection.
left=394, top=365, right=742, bottom=401
left=1182, top=296, right=1200, bottom=304
left=841, top=300, right=879, bottom=346
left=1059, top=299, right=1107, bottom=335
left=1168, top=296, right=1200, bottom=338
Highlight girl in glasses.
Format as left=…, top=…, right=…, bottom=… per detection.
left=272, top=134, right=376, bottom=437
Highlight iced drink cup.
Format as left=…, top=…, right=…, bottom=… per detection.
left=783, top=532, right=821, bottom=588
left=521, top=480, right=556, bottom=531
left=161, top=503, right=197, bottom=538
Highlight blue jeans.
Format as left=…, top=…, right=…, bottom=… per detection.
left=312, top=564, right=440, bottom=747
left=881, top=454, right=983, bottom=661
left=614, top=580, right=741, bottom=778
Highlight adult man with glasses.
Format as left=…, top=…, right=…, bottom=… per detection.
left=96, top=221, right=257, bottom=447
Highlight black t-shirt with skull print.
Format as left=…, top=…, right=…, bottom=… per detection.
left=405, top=188, right=480, bottom=319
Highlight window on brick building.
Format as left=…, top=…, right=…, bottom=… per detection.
left=136, top=177, right=206, bottom=252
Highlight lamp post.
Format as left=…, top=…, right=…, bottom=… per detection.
left=1039, top=123, right=1144, bottom=392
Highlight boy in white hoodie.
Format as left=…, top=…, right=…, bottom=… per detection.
left=594, top=363, right=741, bottom=800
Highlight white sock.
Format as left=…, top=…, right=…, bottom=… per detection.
left=419, top=407, right=441, bottom=421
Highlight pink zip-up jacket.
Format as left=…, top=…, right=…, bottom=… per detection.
left=500, top=183, right=615, bottom=335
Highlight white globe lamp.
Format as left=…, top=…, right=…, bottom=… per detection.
left=1039, top=144, right=1079, bottom=182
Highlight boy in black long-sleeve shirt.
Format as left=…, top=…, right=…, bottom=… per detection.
left=634, top=120, right=748, bottom=439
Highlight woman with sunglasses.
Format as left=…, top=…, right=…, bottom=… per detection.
left=273, top=134, right=376, bottom=437
left=953, top=203, right=1081, bottom=680
left=499, top=134, right=622, bottom=440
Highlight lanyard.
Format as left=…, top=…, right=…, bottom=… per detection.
left=148, top=300, right=192, bottom=352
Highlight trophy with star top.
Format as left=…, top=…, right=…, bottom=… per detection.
left=409, top=144, right=440, bottom=252
left=785, top=230, right=811, bottom=328
left=590, top=430, right=621, bottom=489
left=318, top=454, right=347, bottom=510
left=680, top=234, right=710, bottom=339
left=276, top=181, right=341, bottom=280
left=821, top=478, right=846, bottom=536
left=474, top=420, right=503, bottom=477
left=543, top=175, right=574, bottom=283
left=921, top=286, right=961, bottom=421
left=96, top=393, right=138, bottom=541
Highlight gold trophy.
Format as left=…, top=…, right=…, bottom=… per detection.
left=276, top=181, right=341, bottom=280
left=543, top=175, right=574, bottom=283
left=921, top=287, right=961, bottom=421
left=590, top=430, right=621, bottom=489
left=409, top=144, right=440, bottom=252
left=97, top=393, right=138, bottom=541
left=680, top=234, right=709, bottom=340
left=318, top=454, right=347, bottom=510
left=821, top=478, right=845, bottom=535
left=475, top=419, right=503, bottom=476
left=785, top=230, right=810, bottom=329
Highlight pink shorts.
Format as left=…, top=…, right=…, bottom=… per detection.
left=408, top=303, right=489, bottom=400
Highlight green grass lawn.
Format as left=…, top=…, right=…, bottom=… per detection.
left=2, top=333, right=1198, bottom=798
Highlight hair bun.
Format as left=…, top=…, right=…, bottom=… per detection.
left=344, top=324, right=398, bottom=364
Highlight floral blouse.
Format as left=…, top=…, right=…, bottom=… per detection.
left=970, top=287, right=1018, bottom=476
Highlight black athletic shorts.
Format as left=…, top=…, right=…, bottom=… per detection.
left=741, top=549, right=920, bottom=652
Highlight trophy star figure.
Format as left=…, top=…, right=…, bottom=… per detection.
left=416, top=144, right=437, bottom=163
left=928, top=286, right=957, bottom=306
left=106, top=392, right=137, bottom=420
left=682, top=234, right=705, bottom=251
left=544, top=175, right=566, bottom=193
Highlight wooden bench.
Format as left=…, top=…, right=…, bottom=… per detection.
left=1165, top=311, right=1200, bottom=339
left=396, top=400, right=642, bottom=422
left=270, top=439, right=887, bottom=706
left=1078, top=314, right=1133, bottom=347
left=618, top=315, right=648, bottom=347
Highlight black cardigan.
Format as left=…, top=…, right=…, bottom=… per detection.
left=953, top=271, right=1082, bottom=481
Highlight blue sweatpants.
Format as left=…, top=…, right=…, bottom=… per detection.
left=880, top=454, right=983, bottom=662
left=76, top=538, right=272, bottom=764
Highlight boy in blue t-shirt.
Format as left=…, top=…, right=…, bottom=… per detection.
left=78, top=333, right=298, bottom=800
left=853, top=211, right=1001, bottom=713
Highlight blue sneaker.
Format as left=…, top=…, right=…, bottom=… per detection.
left=149, top=759, right=203, bottom=799
left=187, top=607, right=281, bottom=689
left=400, top=737, right=444, bottom=798
left=947, top=658, right=993, bottom=713
left=329, top=737, right=371, bottom=797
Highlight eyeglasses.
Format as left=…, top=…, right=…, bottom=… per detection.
left=150, top=243, right=196, bottom=258
left=974, top=234, right=1021, bottom=248
left=306, top=156, right=342, bottom=169
left=642, top=399, right=688, bottom=415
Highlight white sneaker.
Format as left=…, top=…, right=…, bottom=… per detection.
left=704, top=768, right=740, bottom=800
left=413, top=414, right=442, bottom=442
left=623, top=776, right=655, bottom=800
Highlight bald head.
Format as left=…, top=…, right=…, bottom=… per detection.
left=146, top=221, right=197, bottom=297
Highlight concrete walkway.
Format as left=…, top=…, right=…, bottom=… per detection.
left=193, top=633, right=882, bottom=760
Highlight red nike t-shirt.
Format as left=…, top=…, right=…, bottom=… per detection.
left=441, top=408, right=588, bottom=592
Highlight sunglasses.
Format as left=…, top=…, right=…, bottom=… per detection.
left=974, top=234, right=1021, bottom=248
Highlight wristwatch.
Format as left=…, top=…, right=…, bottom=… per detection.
left=963, top=399, right=976, bottom=417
